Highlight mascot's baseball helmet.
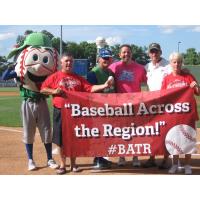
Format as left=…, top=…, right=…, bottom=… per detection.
left=7, top=32, right=52, bottom=59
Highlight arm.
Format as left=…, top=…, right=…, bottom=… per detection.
left=40, top=87, right=64, bottom=96
left=1, top=67, right=17, bottom=80
left=40, top=73, right=65, bottom=96
left=91, top=77, right=113, bottom=93
left=188, top=74, right=200, bottom=96
left=190, top=81, right=200, bottom=96
left=161, top=78, right=167, bottom=90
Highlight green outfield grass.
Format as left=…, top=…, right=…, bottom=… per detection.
left=0, top=87, right=53, bottom=127
left=0, top=96, right=21, bottom=126
left=0, top=87, right=18, bottom=92
left=185, top=65, right=200, bottom=83
left=0, top=87, right=200, bottom=127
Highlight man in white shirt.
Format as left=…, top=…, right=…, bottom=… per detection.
left=145, top=43, right=171, bottom=91
left=144, top=43, right=171, bottom=169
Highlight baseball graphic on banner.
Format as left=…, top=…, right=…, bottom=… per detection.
left=165, top=124, right=197, bottom=155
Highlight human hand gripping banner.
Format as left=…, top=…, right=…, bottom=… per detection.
left=62, top=86, right=198, bottom=157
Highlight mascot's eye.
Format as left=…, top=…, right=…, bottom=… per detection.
left=33, top=54, right=38, bottom=61
left=43, top=56, right=49, bottom=64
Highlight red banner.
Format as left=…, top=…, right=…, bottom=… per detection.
left=62, top=87, right=198, bottom=157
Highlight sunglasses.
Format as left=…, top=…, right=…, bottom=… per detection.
left=150, top=49, right=160, bottom=54
left=102, top=57, right=111, bottom=60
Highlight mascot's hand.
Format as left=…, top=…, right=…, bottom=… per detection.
left=7, top=63, right=16, bottom=70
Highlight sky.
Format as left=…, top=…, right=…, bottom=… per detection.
left=1, top=25, right=200, bottom=61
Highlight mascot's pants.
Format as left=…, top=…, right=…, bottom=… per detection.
left=21, top=98, right=52, bottom=144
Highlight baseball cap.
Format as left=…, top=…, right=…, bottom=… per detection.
left=99, top=48, right=112, bottom=58
left=149, top=43, right=161, bottom=52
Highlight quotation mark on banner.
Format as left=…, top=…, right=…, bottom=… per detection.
left=108, top=145, right=117, bottom=155
left=64, top=104, right=71, bottom=108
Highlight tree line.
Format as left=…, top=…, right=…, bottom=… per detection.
left=0, top=29, right=200, bottom=76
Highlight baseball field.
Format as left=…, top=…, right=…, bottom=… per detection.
left=1, top=87, right=200, bottom=175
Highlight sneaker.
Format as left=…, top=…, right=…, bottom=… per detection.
left=168, top=164, right=178, bottom=174
left=94, top=157, right=112, bottom=166
left=184, top=165, right=192, bottom=175
left=93, top=157, right=98, bottom=165
left=177, top=160, right=183, bottom=173
left=93, top=162, right=112, bottom=170
left=99, top=157, right=113, bottom=165
left=158, top=160, right=170, bottom=169
left=71, top=166, right=81, bottom=172
left=132, top=156, right=141, bottom=167
left=56, top=167, right=67, bottom=175
left=47, top=159, right=59, bottom=169
left=143, top=158, right=157, bottom=168
left=118, top=157, right=126, bottom=167
left=28, top=159, right=37, bottom=171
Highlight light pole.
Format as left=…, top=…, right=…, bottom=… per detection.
left=60, top=25, right=63, bottom=57
left=95, top=36, right=106, bottom=64
left=178, top=41, right=181, bottom=53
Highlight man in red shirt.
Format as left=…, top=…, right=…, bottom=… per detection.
left=41, top=53, right=113, bottom=174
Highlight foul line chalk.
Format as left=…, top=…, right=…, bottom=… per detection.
left=0, top=127, right=22, bottom=133
left=0, top=127, right=39, bottom=134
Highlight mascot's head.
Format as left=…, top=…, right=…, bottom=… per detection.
left=7, top=32, right=59, bottom=92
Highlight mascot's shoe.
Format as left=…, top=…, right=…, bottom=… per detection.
left=47, top=159, right=59, bottom=169
left=28, top=159, right=37, bottom=171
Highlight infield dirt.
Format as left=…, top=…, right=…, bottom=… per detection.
left=0, top=126, right=200, bottom=175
